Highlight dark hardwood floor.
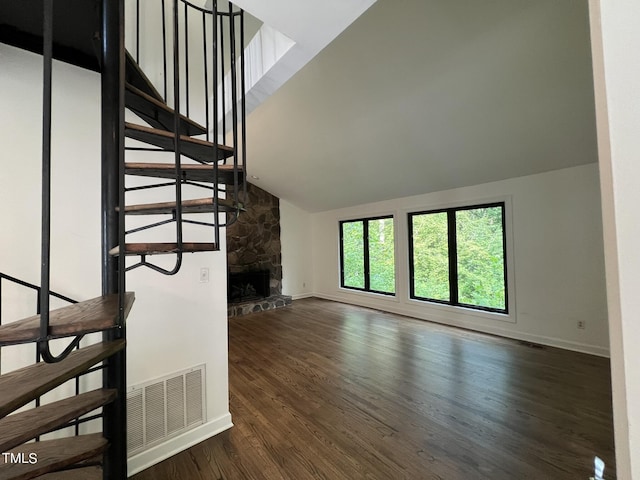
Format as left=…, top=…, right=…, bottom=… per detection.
left=132, top=298, right=616, bottom=479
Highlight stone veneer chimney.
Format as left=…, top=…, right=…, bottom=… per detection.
left=226, top=183, right=291, bottom=316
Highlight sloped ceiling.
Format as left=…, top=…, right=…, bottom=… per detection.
left=240, top=0, right=598, bottom=213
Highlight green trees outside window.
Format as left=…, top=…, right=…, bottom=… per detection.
left=410, top=212, right=449, bottom=301
left=455, top=207, right=506, bottom=310
left=341, top=221, right=365, bottom=289
left=409, top=203, right=507, bottom=313
left=340, top=216, right=395, bottom=295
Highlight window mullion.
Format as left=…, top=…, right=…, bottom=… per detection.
left=363, top=220, right=370, bottom=291
left=501, top=204, right=509, bottom=313
left=408, top=214, right=415, bottom=298
left=339, top=223, right=345, bottom=286
left=448, top=210, right=459, bottom=305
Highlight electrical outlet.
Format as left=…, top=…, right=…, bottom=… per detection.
left=577, top=320, right=586, bottom=330
left=199, top=267, right=209, bottom=283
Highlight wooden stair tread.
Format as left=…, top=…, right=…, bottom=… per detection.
left=125, top=162, right=244, bottom=184
left=0, top=293, right=134, bottom=346
left=0, top=340, right=126, bottom=418
left=109, top=242, right=218, bottom=256
left=0, top=434, right=106, bottom=480
left=125, top=51, right=163, bottom=103
left=0, top=389, right=117, bottom=452
left=34, top=466, right=102, bottom=480
left=125, top=122, right=234, bottom=162
left=121, top=197, right=238, bottom=215
left=126, top=83, right=207, bottom=136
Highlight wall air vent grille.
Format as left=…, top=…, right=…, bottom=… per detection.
left=127, top=364, right=206, bottom=456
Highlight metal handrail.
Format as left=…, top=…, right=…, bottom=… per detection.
left=0, top=272, right=77, bottom=306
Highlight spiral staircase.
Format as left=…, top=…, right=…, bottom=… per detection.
left=0, top=0, right=245, bottom=478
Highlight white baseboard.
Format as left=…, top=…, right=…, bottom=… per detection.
left=312, top=293, right=610, bottom=358
left=476, top=323, right=611, bottom=357
left=291, top=292, right=314, bottom=300
left=127, top=412, right=233, bottom=477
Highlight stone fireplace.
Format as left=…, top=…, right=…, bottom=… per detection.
left=226, top=183, right=292, bottom=316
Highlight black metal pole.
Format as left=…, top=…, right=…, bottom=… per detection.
left=239, top=10, right=247, bottom=202
left=162, top=0, right=168, bottom=101
left=136, top=0, right=140, bottom=64
left=212, top=1, right=220, bottom=247
left=102, top=1, right=124, bottom=296
left=220, top=11, right=226, bottom=151
left=202, top=12, right=209, bottom=141
left=101, top=0, right=127, bottom=477
left=184, top=2, right=190, bottom=118
left=39, top=0, right=53, bottom=359
left=228, top=4, right=239, bottom=212
left=172, top=0, right=184, bottom=273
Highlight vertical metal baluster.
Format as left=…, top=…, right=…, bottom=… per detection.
left=212, top=1, right=219, bottom=249
left=173, top=0, right=184, bottom=267
left=136, top=0, right=140, bottom=64
left=220, top=11, right=226, bottom=156
left=203, top=11, right=210, bottom=141
left=75, top=371, right=81, bottom=435
left=162, top=0, right=168, bottom=101
left=39, top=0, right=53, bottom=363
left=36, top=286, right=41, bottom=315
left=35, top=286, right=42, bottom=436
left=184, top=2, right=190, bottom=118
left=228, top=4, right=239, bottom=211
left=240, top=9, right=247, bottom=204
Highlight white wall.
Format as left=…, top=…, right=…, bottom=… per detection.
left=590, top=1, right=640, bottom=477
left=280, top=200, right=313, bottom=299
left=0, top=45, right=103, bottom=375
left=0, top=44, right=231, bottom=474
left=309, top=164, right=609, bottom=356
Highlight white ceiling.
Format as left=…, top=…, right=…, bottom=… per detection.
left=238, top=0, right=598, bottom=213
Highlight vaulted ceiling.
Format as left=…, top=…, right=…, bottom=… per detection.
left=237, top=0, right=597, bottom=212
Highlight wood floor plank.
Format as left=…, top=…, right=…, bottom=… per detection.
left=34, top=465, right=102, bottom=480
left=132, top=298, right=616, bottom=480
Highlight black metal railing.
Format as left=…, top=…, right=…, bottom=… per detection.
left=0, top=272, right=106, bottom=438
left=8, top=1, right=128, bottom=475
left=125, top=0, right=247, bottom=275
left=38, top=0, right=88, bottom=363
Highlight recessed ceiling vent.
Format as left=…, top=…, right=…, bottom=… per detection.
left=127, top=365, right=206, bottom=456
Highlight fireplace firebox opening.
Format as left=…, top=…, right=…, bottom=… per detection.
left=228, top=270, right=270, bottom=303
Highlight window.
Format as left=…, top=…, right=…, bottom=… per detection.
left=409, top=203, right=507, bottom=313
left=340, top=216, right=395, bottom=295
